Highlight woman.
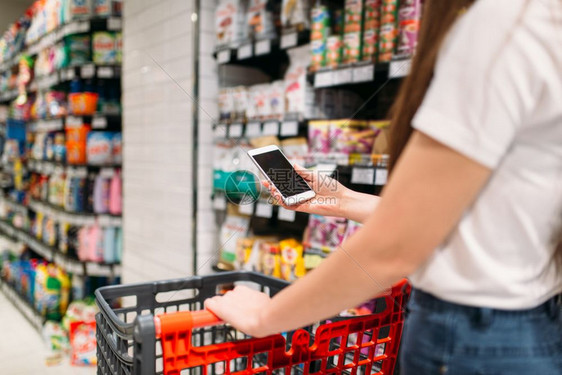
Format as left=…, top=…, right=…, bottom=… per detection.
left=205, top=0, right=562, bottom=372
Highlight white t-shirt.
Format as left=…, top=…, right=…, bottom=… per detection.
left=410, top=0, right=562, bottom=309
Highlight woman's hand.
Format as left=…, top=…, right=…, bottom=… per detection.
left=263, top=164, right=380, bottom=223
left=204, top=286, right=273, bottom=338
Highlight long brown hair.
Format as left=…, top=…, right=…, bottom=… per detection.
left=388, top=0, right=562, bottom=269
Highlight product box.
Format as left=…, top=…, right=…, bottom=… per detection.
left=216, top=0, right=246, bottom=47
left=311, top=5, right=331, bottom=40
left=310, top=39, right=327, bottom=71
left=92, top=32, right=116, bottom=64
left=344, top=0, right=364, bottom=33
left=281, top=0, right=311, bottom=31
left=246, top=0, right=277, bottom=40
left=343, top=32, right=362, bottom=64
left=378, top=23, right=397, bottom=62
left=326, top=35, right=343, bottom=67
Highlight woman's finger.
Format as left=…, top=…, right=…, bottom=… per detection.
left=293, top=164, right=315, bottom=184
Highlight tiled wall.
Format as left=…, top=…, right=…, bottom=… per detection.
left=122, top=0, right=198, bottom=283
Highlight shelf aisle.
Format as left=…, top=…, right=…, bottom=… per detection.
left=0, top=291, right=94, bottom=375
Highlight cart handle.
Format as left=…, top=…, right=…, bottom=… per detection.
left=154, top=310, right=222, bottom=339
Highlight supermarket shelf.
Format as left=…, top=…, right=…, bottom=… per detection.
left=28, top=159, right=121, bottom=176
left=31, top=64, right=121, bottom=92
left=0, top=279, right=44, bottom=332
left=310, top=59, right=412, bottom=89
left=213, top=119, right=307, bottom=140
left=0, top=220, right=120, bottom=277
left=28, top=113, right=121, bottom=132
left=0, top=17, right=122, bottom=74
left=213, top=31, right=309, bottom=78
left=28, top=198, right=122, bottom=227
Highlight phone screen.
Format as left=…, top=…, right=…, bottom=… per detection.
left=252, top=150, right=312, bottom=198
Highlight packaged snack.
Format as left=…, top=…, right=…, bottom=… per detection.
left=326, top=36, right=342, bottom=68
left=396, top=20, right=420, bottom=58
left=310, top=5, right=330, bottom=40
left=284, top=45, right=313, bottom=118
left=281, top=0, right=311, bottom=31
left=260, top=241, right=281, bottom=278
left=381, top=0, right=399, bottom=24
left=307, top=214, right=347, bottom=251
left=344, top=0, right=363, bottom=33
left=308, top=120, right=330, bottom=154
left=92, top=32, right=116, bottom=64
left=216, top=0, right=246, bottom=46
left=343, top=32, right=362, bottom=64
left=364, top=0, right=382, bottom=29
left=330, top=120, right=377, bottom=155
left=69, top=321, right=97, bottom=366
left=69, top=0, right=93, bottom=18
left=246, top=0, right=277, bottom=40
left=281, top=137, right=308, bottom=165
left=219, top=214, right=250, bottom=266
left=310, top=39, right=327, bottom=71
left=94, top=0, right=111, bottom=16
left=87, top=132, right=113, bottom=165
left=269, top=81, right=285, bottom=120
left=280, top=238, right=305, bottom=281
left=235, top=237, right=255, bottom=269
left=378, top=0, right=399, bottom=62
left=398, top=0, right=423, bottom=23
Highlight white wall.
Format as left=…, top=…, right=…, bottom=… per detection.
left=122, top=0, right=199, bottom=283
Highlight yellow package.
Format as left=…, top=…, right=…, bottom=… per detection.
left=260, top=241, right=282, bottom=279
left=280, top=239, right=305, bottom=281
left=235, top=238, right=255, bottom=269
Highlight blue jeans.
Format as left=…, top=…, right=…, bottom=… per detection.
left=399, top=289, right=562, bottom=374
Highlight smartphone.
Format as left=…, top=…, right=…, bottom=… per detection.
left=247, top=145, right=316, bottom=206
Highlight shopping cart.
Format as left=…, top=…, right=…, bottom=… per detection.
left=95, top=271, right=410, bottom=375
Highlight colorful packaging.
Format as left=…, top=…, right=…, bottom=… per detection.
left=69, top=321, right=97, bottom=366
left=66, top=35, right=91, bottom=65
left=232, top=86, right=248, bottom=121
left=281, top=0, right=311, bottom=31
left=87, top=132, right=113, bottom=165
left=344, top=0, right=363, bottom=33
left=362, top=28, right=378, bottom=61
left=246, top=0, right=277, bottom=40
left=235, top=237, right=255, bottom=269
left=362, top=0, right=382, bottom=62
left=94, top=0, right=111, bottom=16
left=307, top=215, right=348, bottom=251
left=284, top=45, right=313, bottom=117
left=310, top=5, right=330, bottom=40
left=109, top=170, right=122, bottom=215
left=326, top=36, right=342, bottom=68
left=364, top=0, right=382, bottom=29
left=112, top=132, right=122, bottom=164
left=398, top=0, right=423, bottom=23
left=310, top=39, right=327, bottom=71
left=308, top=120, right=330, bottom=154
left=381, top=0, right=399, bottom=24
left=329, top=120, right=377, bottom=155
left=280, top=239, right=305, bottom=281
left=219, top=214, right=250, bottom=265
left=260, top=241, right=281, bottom=278
left=92, top=32, right=116, bottom=64
left=216, top=0, right=246, bottom=46
left=396, top=20, right=419, bottom=58
left=69, top=0, right=93, bottom=19
left=93, top=174, right=110, bottom=214
left=343, top=32, right=362, bottom=64
left=115, top=32, right=122, bottom=63
left=269, top=80, right=285, bottom=120
left=378, top=0, right=399, bottom=62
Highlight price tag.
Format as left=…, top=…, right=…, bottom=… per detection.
left=238, top=202, right=254, bottom=216
left=87, top=262, right=110, bottom=276
left=213, top=125, right=227, bottom=138
left=237, top=43, right=253, bottom=60
left=107, top=17, right=122, bottom=31
left=217, top=49, right=231, bottom=64
left=245, top=122, right=262, bottom=137
left=255, top=202, right=273, bottom=218
left=375, top=168, right=388, bottom=185
left=64, top=68, right=76, bottom=81
left=81, top=64, right=95, bottom=78
left=280, top=32, right=298, bottom=49
left=353, top=64, right=375, bottom=82
left=351, top=167, right=375, bottom=185
left=314, top=71, right=334, bottom=88
left=65, top=22, right=80, bottom=36
left=213, top=195, right=227, bottom=210
left=389, top=59, right=412, bottom=79
left=334, top=68, right=353, bottom=85
left=100, top=168, right=116, bottom=178
left=262, top=121, right=279, bottom=136
left=280, top=121, right=299, bottom=136
left=278, top=207, right=296, bottom=222
left=66, top=116, right=83, bottom=128
left=78, top=21, right=90, bottom=33
left=97, top=66, right=114, bottom=78
left=228, top=123, right=244, bottom=138
left=255, top=39, right=271, bottom=56
left=92, top=116, right=108, bottom=129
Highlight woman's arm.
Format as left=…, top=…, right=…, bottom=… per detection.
left=263, top=164, right=381, bottom=223
left=206, top=131, right=492, bottom=337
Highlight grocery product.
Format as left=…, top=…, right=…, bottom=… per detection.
left=344, top=0, right=363, bottom=33
left=310, top=38, right=327, bottom=71
left=308, top=120, right=330, bottom=154
left=260, top=240, right=282, bottom=278
left=86, top=132, right=114, bottom=165
left=396, top=0, right=422, bottom=58
left=329, top=120, right=377, bottom=155
left=310, top=4, right=330, bottom=40
left=378, top=0, right=399, bottom=62
left=216, top=0, right=246, bottom=47
left=219, top=213, right=250, bottom=266
left=92, top=32, right=117, bottom=64
left=246, top=0, right=277, bottom=40
left=326, top=35, right=342, bottom=67
left=112, top=132, right=122, bottom=164
left=69, top=0, right=93, bottom=18
left=281, top=0, right=311, bottom=31
left=109, top=170, right=122, bottom=215
left=343, top=32, right=362, bottom=64
left=284, top=45, right=313, bottom=118
left=69, top=321, right=97, bottom=366
left=65, top=35, right=91, bottom=65
left=280, top=238, right=305, bottom=281
left=362, top=0, right=382, bottom=62
left=94, top=0, right=111, bottom=16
